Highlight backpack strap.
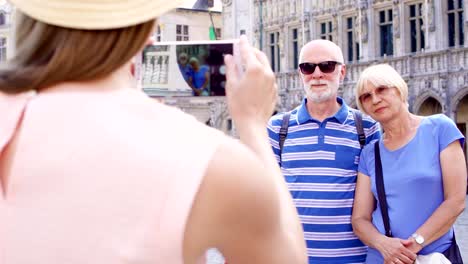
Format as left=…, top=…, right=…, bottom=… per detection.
left=351, top=109, right=366, bottom=149
left=279, top=112, right=291, bottom=162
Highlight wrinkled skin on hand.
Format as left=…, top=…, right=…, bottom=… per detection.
left=378, top=237, right=417, bottom=264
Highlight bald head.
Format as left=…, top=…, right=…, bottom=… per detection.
left=299, top=39, right=344, bottom=64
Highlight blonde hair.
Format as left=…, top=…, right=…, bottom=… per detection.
left=355, top=64, right=408, bottom=114
left=0, top=11, right=155, bottom=94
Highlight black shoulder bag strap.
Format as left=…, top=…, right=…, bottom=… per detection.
left=352, top=109, right=366, bottom=149
left=374, top=141, right=393, bottom=237
left=279, top=112, right=291, bottom=162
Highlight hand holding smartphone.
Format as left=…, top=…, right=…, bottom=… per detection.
left=223, top=35, right=278, bottom=128
left=136, top=40, right=239, bottom=97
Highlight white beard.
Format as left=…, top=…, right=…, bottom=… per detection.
left=303, top=79, right=337, bottom=103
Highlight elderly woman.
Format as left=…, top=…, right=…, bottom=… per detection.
left=351, top=64, right=466, bottom=263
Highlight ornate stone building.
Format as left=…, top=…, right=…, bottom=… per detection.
left=144, top=5, right=235, bottom=134
left=0, top=0, right=15, bottom=62
left=222, top=0, right=468, bottom=155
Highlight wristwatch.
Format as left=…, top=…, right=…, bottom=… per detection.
left=411, top=233, right=425, bottom=246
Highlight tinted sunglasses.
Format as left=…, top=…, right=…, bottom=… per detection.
left=358, top=86, right=393, bottom=103
left=299, top=61, right=342, bottom=75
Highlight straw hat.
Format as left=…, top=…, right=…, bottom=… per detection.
left=9, top=0, right=185, bottom=30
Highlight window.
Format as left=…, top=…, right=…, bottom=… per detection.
left=291, top=28, right=299, bottom=69
left=409, top=3, right=425, bottom=52
left=176, top=24, right=189, bottom=41
left=0, top=13, right=5, bottom=26
left=320, top=21, right=333, bottom=41
left=448, top=0, right=464, bottom=47
left=379, top=9, right=394, bottom=56
left=0, top=37, right=6, bottom=62
left=346, top=17, right=360, bottom=62
left=155, top=25, right=162, bottom=42
left=269, top=32, right=281, bottom=72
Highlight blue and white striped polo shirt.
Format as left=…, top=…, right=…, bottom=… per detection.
left=267, top=97, right=380, bottom=264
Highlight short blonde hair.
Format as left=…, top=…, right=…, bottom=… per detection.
left=355, top=64, right=408, bottom=114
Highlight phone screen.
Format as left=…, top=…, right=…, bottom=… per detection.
left=138, top=41, right=234, bottom=97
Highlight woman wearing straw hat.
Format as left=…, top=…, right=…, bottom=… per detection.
left=0, top=1, right=307, bottom=263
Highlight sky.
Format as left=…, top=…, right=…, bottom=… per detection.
left=179, top=0, right=223, bottom=12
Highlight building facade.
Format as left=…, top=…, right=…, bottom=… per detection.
left=145, top=7, right=235, bottom=133
left=0, top=0, right=14, bottom=62
left=221, top=0, right=468, bottom=155
left=155, top=8, right=222, bottom=42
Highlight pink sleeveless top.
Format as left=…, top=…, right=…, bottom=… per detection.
left=0, top=85, right=224, bottom=263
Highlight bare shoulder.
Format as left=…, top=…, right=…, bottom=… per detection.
left=183, top=137, right=282, bottom=263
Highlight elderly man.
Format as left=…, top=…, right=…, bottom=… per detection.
left=268, top=39, right=380, bottom=263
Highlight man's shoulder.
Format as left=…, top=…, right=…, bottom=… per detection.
left=267, top=107, right=303, bottom=137
left=269, top=107, right=300, bottom=126
left=346, top=108, right=378, bottom=128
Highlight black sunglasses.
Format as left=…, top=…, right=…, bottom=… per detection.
left=298, top=61, right=342, bottom=75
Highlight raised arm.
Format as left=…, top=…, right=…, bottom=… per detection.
left=183, top=36, right=306, bottom=263
left=223, top=36, right=304, bottom=244
left=183, top=138, right=306, bottom=264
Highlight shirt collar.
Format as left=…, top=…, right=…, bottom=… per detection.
left=297, top=97, right=349, bottom=124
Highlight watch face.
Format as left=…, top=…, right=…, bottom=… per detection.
left=412, top=234, right=425, bottom=245
left=416, top=236, right=424, bottom=244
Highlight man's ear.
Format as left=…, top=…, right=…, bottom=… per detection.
left=340, top=64, right=347, bottom=81
left=298, top=68, right=304, bottom=81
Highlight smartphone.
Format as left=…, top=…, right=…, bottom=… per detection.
left=136, top=40, right=239, bottom=97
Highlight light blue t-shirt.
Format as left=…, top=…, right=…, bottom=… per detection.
left=191, top=65, right=209, bottom=89
left=358, top=114, right=464, bottom=263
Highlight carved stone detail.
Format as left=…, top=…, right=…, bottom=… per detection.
left=393, top=4, right=400, bottom=38
left=221, top=0, right=232, bottom=7
left=209, top=100, right=228, bottom=130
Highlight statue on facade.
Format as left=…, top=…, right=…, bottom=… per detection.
left=326, top=0, right=334, bottom=9
left=393, top=4, right=400, bottom=38
left=354, top=10, right=368, bottom=43
left=429, top=0, right=435, bottom=31
left=279, top=28, right=285, bottom=58
left=209, top=99, right=228, bottom=130
left=332, top=12, right=338, bottom=42
left=421, top=0, right=435, bottom=32
left=220, top=0, right=232, bottom=7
